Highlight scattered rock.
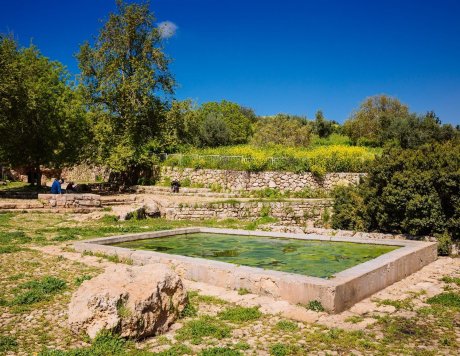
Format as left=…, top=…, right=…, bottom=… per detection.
left=68, top=264, right=187, bottom=339
left=112, top=205, right=146, bottom=221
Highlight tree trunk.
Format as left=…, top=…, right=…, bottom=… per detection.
left=35, top=164, right=42, bottom=190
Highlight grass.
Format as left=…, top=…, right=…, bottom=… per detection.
left=376, top=297, right=414, bottom=311
left=38, top=331, right=127, bottom=356
left=74, top=274, right=93, bottom=286
left=175, top=316, right=232, bottom=344
left=275, top=320, right=298, bottom=332
left=0, top=335, right=18, bottom=353
left=427, top=292, right=460, bottom=308
left=270, top=343, right=303, bottom=356
left=217, top=306, right=262, bottom=323
left=200, top=347, right=243, bottom=356
left=82, top=251, right=134, bottom=265
left=345, top=315, right=365, bottom=324
left=0, top=245, right=23, bottom=254
left=237, top=288, right=250, bottom=295
left=154, top=343, right=192, bottom=355
left=11, top=276, right=67, bottom=306
left=441, top=275, right=460, bottom=286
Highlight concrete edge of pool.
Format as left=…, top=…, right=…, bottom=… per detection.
left=73, top=227, right=438, bottom=313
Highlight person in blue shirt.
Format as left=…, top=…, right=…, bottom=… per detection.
left=51, top=178, right=64, bottom=194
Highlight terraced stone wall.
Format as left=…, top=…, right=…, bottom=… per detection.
left=160, top=166, right=365, bottom=192
left=163, top=199, right=333, bottom=227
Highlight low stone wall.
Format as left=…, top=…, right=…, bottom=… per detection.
left=38, top=194, right=102, bottom=208
left=160, top=167, right=365, bottom=192
left=164, top=199, right=333, bottom=227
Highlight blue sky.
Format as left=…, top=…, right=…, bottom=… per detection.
left=1, top=0, right=459, bottom=124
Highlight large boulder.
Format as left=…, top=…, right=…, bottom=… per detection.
left=142, top=199, right=162, bottom=218
left=68, top=264, right=187, bottom=339
left=112, top=204, right=146, bottom=221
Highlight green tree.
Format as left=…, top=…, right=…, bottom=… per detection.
left=77, top=0, right=174, bottom=179
left=344, top=95, right=410, bottom=146
left=199, top=113, right=230, bottom=147
left=251, top=114, right=312, bottom=147
left=162, top=99, right=200, bottom=149
left=313, top=110, right=334, bottom=138
left=197, top=101, right=253, bottom=145
left=0, top=35, right=87, bottom=186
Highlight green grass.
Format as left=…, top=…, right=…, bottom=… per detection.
left=0, top=181, right=30, bottom=191
left=269, top=343, right=303, bottom=356
left=427, top=292, right=460, bottom=308
left=237, top=288, right=250, bottom=295
left=175, top=316, right=231, bottom=344
left=38, top=331, right=127, bottom=356
left=345, top=315, right=365, bottom=324
left=74, top=274, right=93, bottom=286
left=200, top=347, right=243, bottom=356
left=441, top=276, right=460, bottom=286
left=194, top=294, right=227, bottom=305
left=376, top=298, right=414, bottom=311
left=154, top=343, right=192, bottom=356
left=0, top=335, right=18, bottom=353
left=275, top=320, right=298, bottom=332
left=10, top=276, right=67, bottom=306
left=217, top=306, right=262, bottom=323
left=0, top=245, right=23, bottom=254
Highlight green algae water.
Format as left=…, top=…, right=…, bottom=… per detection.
left=112, top=233, right=399, bottom=278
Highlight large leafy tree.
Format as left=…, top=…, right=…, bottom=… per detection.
left=344, top=95, right=459, bottom=147
left=251, top=114, right=311, bottom=147
left=196, top=101, right=253, bottom=145
left=343, top=95, right=411, bottom=146
left=77, top=0, right=174, bottom=175
left=0, top=35, right=87, bottom=185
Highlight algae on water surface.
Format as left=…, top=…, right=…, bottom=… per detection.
left=112, top=233, right=398, bottom=278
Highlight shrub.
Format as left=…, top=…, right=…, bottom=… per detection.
left=333, top=142, right=460, bottom=247
left=306, top=300, right=324, bottom=312
left=331, top=185, right=368, bottom=231
left=163, top=144, right=377, bottom=173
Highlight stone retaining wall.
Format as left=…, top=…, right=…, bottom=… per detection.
left=164, top=199, right=333, bottom=227
left=160, top=167, right=365, bottom=192
left=38, top=194, right=102, bottom=208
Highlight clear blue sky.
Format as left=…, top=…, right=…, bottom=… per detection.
left=1, top=0, right=459, bottom=124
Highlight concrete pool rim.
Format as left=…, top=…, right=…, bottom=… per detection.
left=73, top=227, right=437, bottom=313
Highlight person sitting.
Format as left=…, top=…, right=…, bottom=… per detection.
left=50, top=178, right=64, bottom=194
left=66, top=181, right=76, bottom=193
left=171, top=180, right=180, bottom=193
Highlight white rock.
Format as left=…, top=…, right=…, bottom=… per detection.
left=68, top=264, right=187, bottom=339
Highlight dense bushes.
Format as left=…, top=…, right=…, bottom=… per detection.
left=163, top=145, right=378, bottom=173
left=332, top=143, right=460, bottom=252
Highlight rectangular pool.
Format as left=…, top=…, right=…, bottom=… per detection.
left=111, top=232, right=398, bottom=279
left=74, top=227, right=437, bottom=313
